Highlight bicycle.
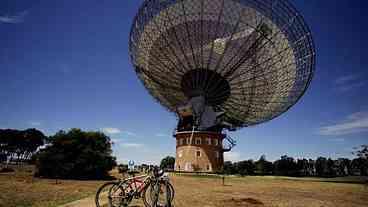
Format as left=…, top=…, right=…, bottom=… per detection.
left=95, top=168, right=174, bottom=207
left=142, top=169, right=174, bottom=207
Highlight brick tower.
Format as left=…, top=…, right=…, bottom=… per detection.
left=174, top=131, right=230, bottom=172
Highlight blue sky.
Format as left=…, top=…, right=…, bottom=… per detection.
left=1, top=0, right=367, bottom=164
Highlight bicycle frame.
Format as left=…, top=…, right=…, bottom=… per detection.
left=119, top=174, right=151, bottom=197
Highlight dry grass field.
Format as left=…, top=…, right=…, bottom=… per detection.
left=1, top=166, right=368, bottom=207
left=0, top=165, right=106, bottom=207
left=168, top=174, right=368, bottom=207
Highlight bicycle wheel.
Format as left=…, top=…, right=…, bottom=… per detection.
left=95, top=182, right=118, bottom=207
left=142, top=184, right=152, bottom=207
left=154, top=181, right=174, bottom=204
left=108, top=182, right=131, bottom=207
left=166, top=182, right=175, bottom=203
left=143, top=181, right=172, bottom=207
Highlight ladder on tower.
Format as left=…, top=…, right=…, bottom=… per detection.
left=222, top=135, right=236, bottom=152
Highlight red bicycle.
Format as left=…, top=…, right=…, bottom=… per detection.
left=95, top=169, right=174, bottom=207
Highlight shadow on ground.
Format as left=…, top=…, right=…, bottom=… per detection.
left=221, top=197, right=264, bottom=206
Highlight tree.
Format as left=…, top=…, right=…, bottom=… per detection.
left=0, top=152, right=6, bottom=164
left=255, top=155, right=273, bottom=175
left=296, top=159, right=309, bottom=176
left=325, top=158, right=336, bottom=177
left=352, top=145, right=368, bottom=176
left=223, top=161, right=235, bottom=175
left=306, top=159, right=316, bottom=176
left=237, top=160, right=256, bottom=175
left=0, top=129, right=19, bottom=163
left=315, top=157, right=328, bottom=177
left=21, top=128, right=46, bottom=162
left=0, top=128, right=45, bottom=164
left=354, top=145, right=368, bottom=159
left=351, top=158, right=368, bottom=176
left=35, top=129, right=116, bottom=179
left=336, top=158, right=350, bottom=176
left=160, top=156, right=175, bottom=170
left=274, top=155, right=298, bottom=176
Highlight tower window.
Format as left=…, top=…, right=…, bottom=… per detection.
left=195, top=137, right=201, bottom=145
left=186, top=137, right=191, bottom=145
left=179, top=138, right=184, bottom=145
left=206, top=138, right=211, bottom=145
left=196, top=150, right=201, bottom=157
left=215, top=151, right=220, bottom=158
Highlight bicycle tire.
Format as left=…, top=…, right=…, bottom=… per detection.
left=95, top=182, right=118, bottom=207
left=167, top=182, right=175, bottom=203
left=142, top=181, right=174, bottom=207
left=142, top=183, right=152, bottom=207
left=108, top=182, right=131, bottom=207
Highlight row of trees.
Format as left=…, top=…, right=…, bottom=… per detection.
left=132, top=149, right=368, bottom=178
left=223, top=148, right=368, bottom=177
left=116, top=156, right=175, bottom=174
left=0, top=129, right=46, bottom=165
left=1, top=128, right=117, bottom=180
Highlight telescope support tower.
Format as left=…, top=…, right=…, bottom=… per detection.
left=175, top=131, right=233, bottom=173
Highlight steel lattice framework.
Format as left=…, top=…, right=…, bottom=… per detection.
left=129, top=0, right=315, bottom=129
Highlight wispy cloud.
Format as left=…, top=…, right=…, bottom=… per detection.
left=338, top=82, right=365, bottom=93
left=224, top=151, right=241, bottom=162
left=335, top=74, right=360, bottom=84
left=335, top=74, right=365, bottom=92
left=123, top=131, right=137, bottom=137
left=102, top=127, right=121, bottom=134
left=155, top=133, right=169, bottom=137
left=0, top=11, right=28, bottom=24
left=318, top=112, right=368, bottom=136
left=29, top=121, right=41, bottom=126
left=110, top=138, right=143, bottom=148
left=102, top=128, right=138, bottom=137
left=329, top=138, right=345, bottom=142
left=121, top=143, right=144, bottom=148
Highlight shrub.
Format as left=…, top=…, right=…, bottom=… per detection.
left=35, top=129, right=116, bottom=180
left=0, top=167, right=15, bottom=173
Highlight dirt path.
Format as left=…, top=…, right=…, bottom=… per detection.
left=58, top=195, right=99, bottom=207
left=58, top=193, right=144, bottom=207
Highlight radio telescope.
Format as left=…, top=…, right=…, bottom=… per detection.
left=129, top=0, right=315, bottom=172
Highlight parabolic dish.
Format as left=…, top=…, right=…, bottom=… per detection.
left=129, top=0, right=315, bottom=129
